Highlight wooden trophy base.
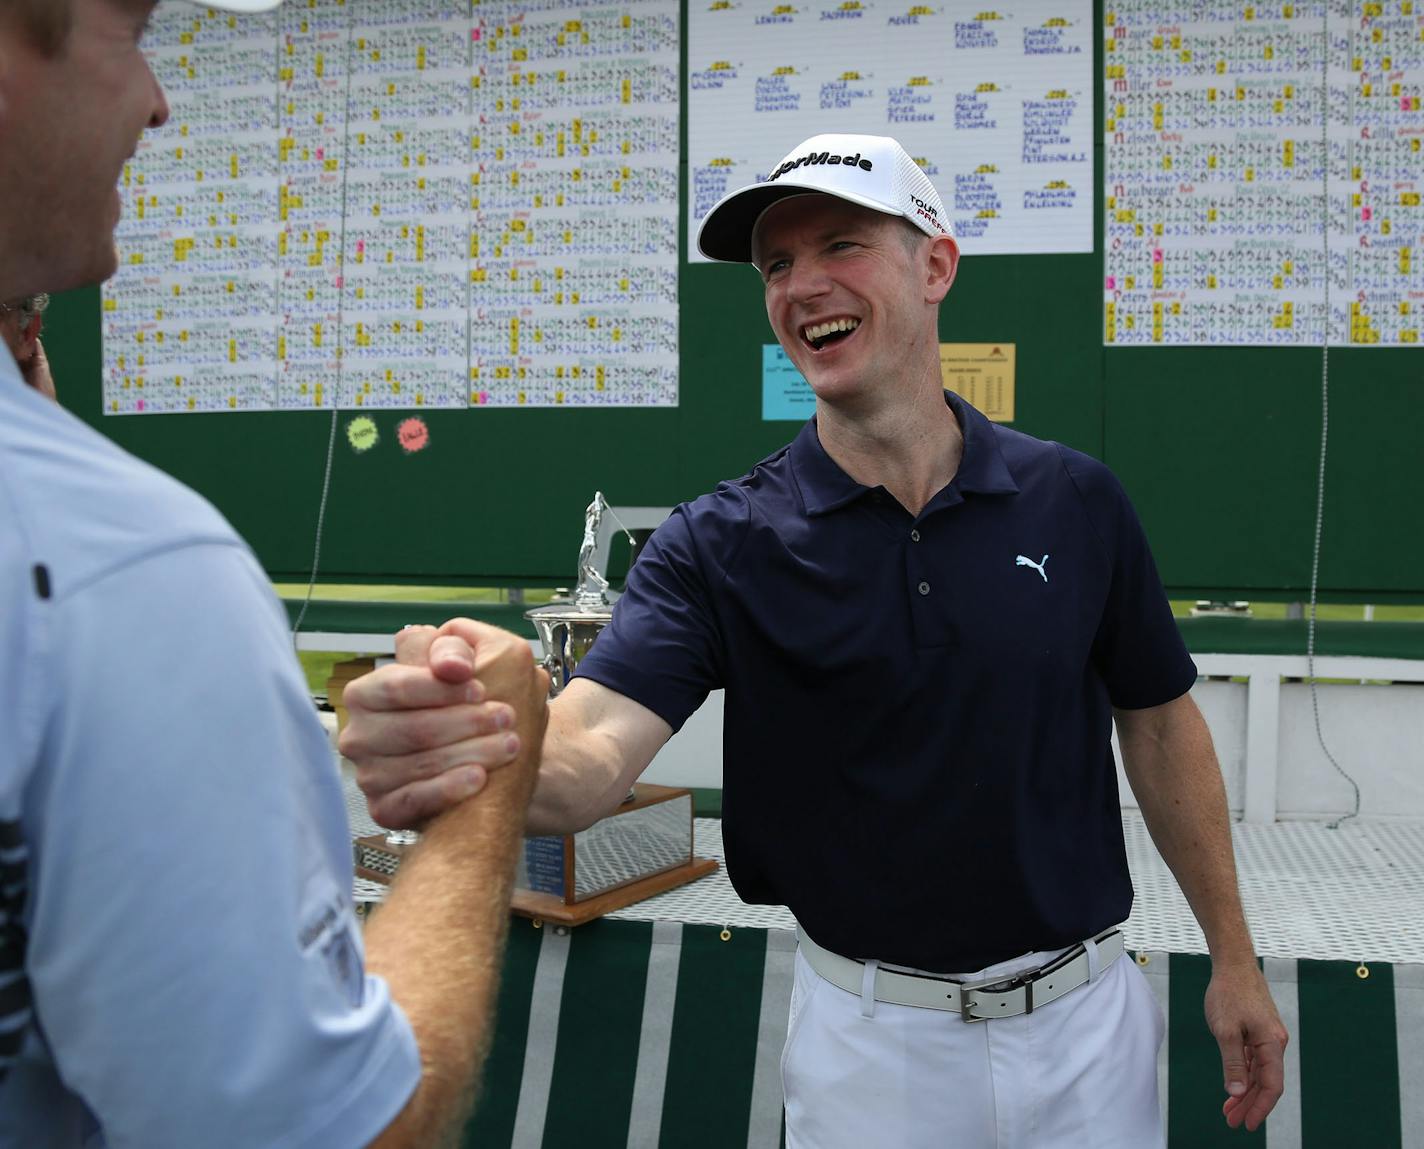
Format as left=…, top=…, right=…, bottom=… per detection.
left=353, top=830, right=419, bottom=885
left=509, top=782, right=717, bottom=927
left=510, top=856, right=719, bottom=928
left=354, top=784, right=719, bottom=929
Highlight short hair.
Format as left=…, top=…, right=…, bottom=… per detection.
left=10, top=0, right=73, bottom=56
left=0, top=293, right=49, bottom=320
left=895, top=216, right=929, bottom=255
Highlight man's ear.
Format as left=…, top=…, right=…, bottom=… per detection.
left=925, top=234, right=959, bottom=304
left=21, top=312, right=42, bottom=349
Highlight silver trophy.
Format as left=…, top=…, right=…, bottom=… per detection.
left=512, top=493, right=716, bottom=923
left=355, top=494, right=640, bottom=888
left=525, top=491, right=624, bottom=696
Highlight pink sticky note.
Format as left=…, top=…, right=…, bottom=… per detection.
left=1152, top=249, right=1163, bottom=263
left=472, top=28, right=482, bottom=40
left=478, top=391, right=489, bottom=404
left=136, top=399, right=146, bottom=412
left=1362, top=207, right=1372, bottom=221
left=1105, top=276, right=1116, bottom=290
left=397, top=417, right=430, bottom=454
left=316, top=147, right=325, bottom=160
left=356, top=240, right=365, bottom=254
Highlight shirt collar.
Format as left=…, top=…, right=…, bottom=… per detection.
left=0, top=342, right=22, bottom=390
left=791, top=390, right=1019, bottom=516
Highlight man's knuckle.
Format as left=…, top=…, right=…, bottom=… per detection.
left=387, top=788, right=425, bottom=827
left=368, top=796, right=395, bottom=828
left=410, top=748, right=452, bottom=781
left=401, top=709, right=447, bottom=752
left=339, top=682, right=371, bottom=713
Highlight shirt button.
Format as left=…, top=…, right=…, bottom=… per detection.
left=910, top=529, right=921, bottom=543
left=918, top=580, right=930, bottom=596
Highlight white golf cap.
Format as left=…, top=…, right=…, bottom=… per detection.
left=180, top=0, right=284, bottom=11
left=697, top=133, right=952, bottom=264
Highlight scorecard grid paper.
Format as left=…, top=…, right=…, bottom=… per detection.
left=1104, top=0, right=1424, bottom=347
left=688, top=1, right=1095, bottom=259
left=103, top=0, right=680, bottom=415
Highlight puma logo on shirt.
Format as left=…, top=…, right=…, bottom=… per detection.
left=1015, top=553, right=1049, bottom=583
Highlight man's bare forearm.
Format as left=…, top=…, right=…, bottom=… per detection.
left=1116, top=693, right=1257, bottom=966
left=364, top=640, right=547, bottom=1149
left=1118, top=692, right=1289, bottom=1127
left=523, top=680, right=673, bottom=837
left=523, top=717, right=626, bottom=836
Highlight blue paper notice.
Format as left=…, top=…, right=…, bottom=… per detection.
left=762, top=344, right=815, bottom=421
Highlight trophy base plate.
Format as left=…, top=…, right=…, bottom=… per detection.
left=511, top=856, right=719, bottom=928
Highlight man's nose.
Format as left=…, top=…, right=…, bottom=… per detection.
left=784, top=256, right=830, bottom=302
left=148, top=63, right=171, bottom=129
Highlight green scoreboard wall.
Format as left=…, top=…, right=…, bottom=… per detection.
left=42, top=1, right=1421, bottom=600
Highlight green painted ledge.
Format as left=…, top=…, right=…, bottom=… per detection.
left=1175, top=617, right=1424, bottom=659
left=286, top=599, right=540, bottom=638
left=286, top=600, right=1424, bottom=661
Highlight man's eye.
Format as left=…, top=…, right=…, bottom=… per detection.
left=765, top=259, right=790, bottom=277
left=829, top=241, right=855, bottom=252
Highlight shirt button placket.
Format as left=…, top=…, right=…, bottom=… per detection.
left=910, top=527, right=929, bottom=600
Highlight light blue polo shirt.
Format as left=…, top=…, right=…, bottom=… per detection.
left=0, top=354, right=419, bottom=1147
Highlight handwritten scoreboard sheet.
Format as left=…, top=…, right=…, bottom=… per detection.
left=1104, top=0, right=1424, bottom=347
left=102, top=0, right=679, bottom=414
left=687, top=2, right=1094, bottom=260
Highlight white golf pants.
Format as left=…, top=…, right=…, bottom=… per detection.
left=781, top=940, right=1166, bottom=1149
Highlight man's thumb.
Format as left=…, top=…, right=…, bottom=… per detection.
left=1218, top=1039, right=1248, bottom=1096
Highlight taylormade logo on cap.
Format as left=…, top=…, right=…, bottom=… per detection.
left=696, top=132, right=953, bottom=263
left=768, top=149, right=875, bottom=180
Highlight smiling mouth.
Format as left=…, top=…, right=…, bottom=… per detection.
left=802, top=317, right=860, bottom=351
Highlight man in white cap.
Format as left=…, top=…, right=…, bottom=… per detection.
left=342, top=133, right=1288, bottom=1145
left=0, top=3, right=547, bottom=1145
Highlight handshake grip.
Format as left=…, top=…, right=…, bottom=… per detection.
left=435, top=619, right=551, bottom=808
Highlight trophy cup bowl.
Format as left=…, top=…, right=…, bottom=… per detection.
left=524, top=599, right=615, bottom=697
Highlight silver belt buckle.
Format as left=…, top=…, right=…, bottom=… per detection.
left=958, top=969, right=1034, bottom=1023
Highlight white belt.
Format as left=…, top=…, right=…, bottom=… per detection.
left=798, top=928, right=1125, bottom=1023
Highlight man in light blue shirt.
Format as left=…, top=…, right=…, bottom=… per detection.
left=0, top=2, right=548, bottom=1145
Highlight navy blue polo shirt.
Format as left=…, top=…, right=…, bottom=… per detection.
left=575, top=393, right=1197, bottom=971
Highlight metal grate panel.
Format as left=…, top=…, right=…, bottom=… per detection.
left=571, top=794, right=693, bottom=899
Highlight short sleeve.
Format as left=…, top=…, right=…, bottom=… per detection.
left=1061, top=448, right=1198, bottom=709
left=573, top=488, right=747, bottom=731
left=23, top=543, right=420, bottom=1148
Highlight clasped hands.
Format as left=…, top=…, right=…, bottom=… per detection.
left=338, top=618, right=544, bottom=829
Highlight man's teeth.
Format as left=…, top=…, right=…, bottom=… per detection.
left=803, top=318, right=860, bottom=344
